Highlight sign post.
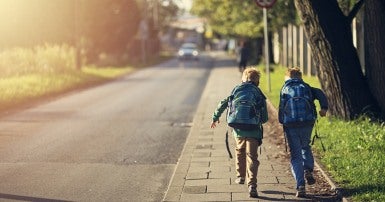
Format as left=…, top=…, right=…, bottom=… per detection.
left=254, top=0, right=276, bottom=93
left=263, top=7, right=271, bottom=93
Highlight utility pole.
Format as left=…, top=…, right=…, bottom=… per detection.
left=263, top=7, right=270, bottom=92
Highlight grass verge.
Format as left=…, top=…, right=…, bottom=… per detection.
left=0, top=67, right=133, bottom=113
left=0, top=44, right=170, bottom=114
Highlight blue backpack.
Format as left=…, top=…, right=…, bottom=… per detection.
left=281, top=79, right=316, bottom=125
left=227, top=82, right=265, bottom=130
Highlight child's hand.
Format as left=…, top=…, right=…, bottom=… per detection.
left=319, top=109, right=327, bottom=117
left=211, top=120, right=220, bottom=128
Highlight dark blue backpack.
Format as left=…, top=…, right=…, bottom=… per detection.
left=227, top=82, right=265, bottom=130
left=281, top=79, right=316, bottom=125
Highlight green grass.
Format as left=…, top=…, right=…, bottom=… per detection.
left=317, top=117, right=385, bottom=201
left=82, top=66, right=134, bottom=78
left=257, top=64, right=385, bottom=201
left=0, top=44, right=172, bottom=112
left=0, top=45, right=135, bottom=112
left=0, top=69, right=133, bottom=111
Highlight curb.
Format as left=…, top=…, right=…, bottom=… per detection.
left=314, top=160, right=349, bottom=202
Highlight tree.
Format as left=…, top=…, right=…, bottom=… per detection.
left=191, top=0, right=296, bottom=38
left=78, top=0, right=141, bottom=62
left=0, top=0, right=76, bottom=47
left=364, top=0, right=385, bottom=117
left=155, top=0, right=180, bottom=31
left=294, top=0, right=381, bottom=120
left=191, top=0, right=296, bottom=63
left=191, top=0, right=262, bottom=37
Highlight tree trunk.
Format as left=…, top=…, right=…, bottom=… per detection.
left=294, top=0, right=379, bottom=120
left=364, top=0, right=385, bottom=118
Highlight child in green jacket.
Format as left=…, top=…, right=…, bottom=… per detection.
left=211, top=67, right=268, bottom=198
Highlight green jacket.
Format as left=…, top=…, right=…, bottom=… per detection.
left=212, top=87, right=268, bottom=139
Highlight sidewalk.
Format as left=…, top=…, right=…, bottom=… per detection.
left=163, top=53, right=336, bottom=201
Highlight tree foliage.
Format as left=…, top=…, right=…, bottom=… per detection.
left=77, top=0, right=141, bottom=59
left=0, top=0, right=75, bottom=47
left=0, top=0, right=142, bottom=62
left=337, top=0, right=358, bottom=15
left=0, top=0, right=182, bottom=64
left=191, top=0, right=297, bottom=38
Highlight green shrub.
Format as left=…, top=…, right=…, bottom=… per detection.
left=0, top=44, right=76, bottom=77
left=0, top=44, right=132, bottom=111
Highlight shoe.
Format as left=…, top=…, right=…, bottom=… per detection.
left=249, top=185, right=258, bottom=198
left=305, top=170, right=316, bottom=185
left=234, top=177, right=245, bottom=184
left=296, top=186, right=306, bottom=198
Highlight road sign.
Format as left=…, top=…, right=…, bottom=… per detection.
left=254, top=0, right=277, bottom=8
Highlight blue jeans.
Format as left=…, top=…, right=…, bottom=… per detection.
left=284, top=125, right=314, bottom=189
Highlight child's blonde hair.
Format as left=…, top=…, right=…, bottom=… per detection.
left=242, top=67, right=261, bottom=86
left=286, top=67, right=302, bottom=79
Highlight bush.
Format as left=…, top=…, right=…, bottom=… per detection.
left=0, top=44, right=76, bottom=77
left=0, top=44, right=132, bottom=111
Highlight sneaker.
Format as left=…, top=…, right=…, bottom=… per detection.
left=249, top=185, right=258, bottom=198
left=296, top=186, right=306, bottom=198
left=305, top=170, right=316, bottom=185
left=234, top=177, right=245, bottom=184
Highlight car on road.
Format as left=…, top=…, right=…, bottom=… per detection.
left=177, top=43, right=199, bottom=60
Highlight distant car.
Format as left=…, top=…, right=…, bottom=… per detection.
left=177, top=43, right=199, bottom=60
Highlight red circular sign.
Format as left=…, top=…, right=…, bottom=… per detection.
left=254, top=0, right=277, bottom=8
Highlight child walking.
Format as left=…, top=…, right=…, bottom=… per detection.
left=210, top=67, right=268, bottom=198
left=278, top=67, right=328, bottom=197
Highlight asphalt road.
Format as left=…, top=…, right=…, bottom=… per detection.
left=0, top=54, right=214, bottom=201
